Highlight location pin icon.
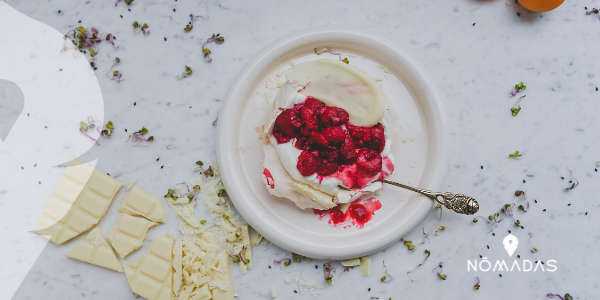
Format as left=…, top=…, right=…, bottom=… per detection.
left=503, top=234, right=519, bottom=257
left=0, top=79, right=24, bottom=142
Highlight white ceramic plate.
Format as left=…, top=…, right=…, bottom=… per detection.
left=217, top=26, right=448, bottom=260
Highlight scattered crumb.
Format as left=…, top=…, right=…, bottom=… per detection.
left=378, top=64, right=393, bottom=74
left=168, top=103, right=174, bottom=108
left=239, top=144, right=246, bottom=153
left=410, top=136, right=417, bottom=142
left=255, top=125, right=270, bottom=145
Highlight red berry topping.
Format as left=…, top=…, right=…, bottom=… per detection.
left=339, top=138, right=358, bottom=165
left=321, top=127, right=346, bottom=146
left=320, top=107, right=349, bottom=127
left=299, top=107, right=320, bottom=134
left=303, top=97, right=325, bottom=110
left=310, top=131, right=329, bottom=147
left=319, top=149, right=340, bottom=163
left=368, top=123, right=386, bottom=153
left=297, top=151, right=318, bottom=176
left=317, top=159, right=340, bottom=176
left=274, top=109, right=301, bottom=138
left=272, top=130, right=292, bottom=144
left=356, top=149, right=382, bottom=175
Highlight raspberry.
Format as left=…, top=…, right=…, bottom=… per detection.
left=356, top=149, right=382, bottom=175
left=299, top=107, right=320, bottom=135
left=339, top=138, right=358, bottom=165
left=317, top=159, right=340, bottom=176
left=294, top=135, right=310, bottom=150
left=319, top=149, right=339, bottom=163
left=368, top=123, right=386, bottom=153
left=303, top=97, right=325, bottom=110
left=272, top=130, right=292, bottom=144
left=274, top=109, right=301, bottom=138
left=321, top=127, right=346, bottom=146
left=347, top=125, right=372, bottom=142
left=297, top=151, right=318, bottom=176
left=320, top=107, right=349, bottom=127
left=347, top=123, right=385, bottom=152
left=310, top=131, right=329, bottom=147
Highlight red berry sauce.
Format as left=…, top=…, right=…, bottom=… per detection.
left=272, top=96, right=394, bottom=190
left=263, top=168, right=275, bottom=189
left=313, top=197, right=382, bottom=229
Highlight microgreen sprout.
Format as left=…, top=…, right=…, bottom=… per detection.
left=432, top=262, right=446, bottom=280
left=273, top=258, right=291, bottom=267
left=514, top=220, right=521, bottom=227
left=565, top=167, right=579, bottom=191
left=510, top=82, right=526, bottom=96
left=104, top=33, right=122, bottom=49
left=291, top=253, right=302, bottom=263
left=323, top=262, right=336, bottom=285
left=127, top=127, right=153, bottom=143
left=586, top=8, right=599, bottom=15
left=474, top=277, right=480, bottom=290
left=132, top=21, right=140, bottom=29
left=528, top=232, right=538, bottom=253
left=201, top=34, right=225, bottom=63
left=406, top=249, right=431, bottom=282
left=78, top=116, right=100, bottom=145
left=111, top=70, right=123, bottom=82
left=403, top=240, right=415, bottom=251
left=176, top=65, right=193, bottom=79
left=101, top=121, right=114, bottom=137
left=508, top=151, right=523, bottom=159
left=184, top=14, right=207, bottom=32
left=546, top=293, right=573, bottom=300
left=141, top=23, right=150, bottom=35
left=342, top=58, right=349, bottom=64
left=511, top=95, right=526, bottom=116
left=472, top=218, right=479, bottom=223
left=381, top=261, right=394, bottom=283
left=435, top=225, right=446, bottom=236
left=107, top=57, right=121, bottom=76
left=204, top=166, right=214, bottom=177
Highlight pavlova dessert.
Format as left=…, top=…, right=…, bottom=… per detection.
left=258, top=58, right=395, bottom=210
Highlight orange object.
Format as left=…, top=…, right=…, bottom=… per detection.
left=518, top=0, right=565, bottom=12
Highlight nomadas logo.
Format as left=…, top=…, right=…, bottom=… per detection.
left=468, top=234, right=557, bottom=273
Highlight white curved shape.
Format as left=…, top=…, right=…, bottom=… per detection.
left=0, top=2, right=104, bottom=299
left=217, top=26, right=448, bottom=259
left=288, top=59, right=385, bottom=126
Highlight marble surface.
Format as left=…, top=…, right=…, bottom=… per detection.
left=1, top=0, right=600, bottom=299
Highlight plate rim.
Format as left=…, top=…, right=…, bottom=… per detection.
left=216, top=25, right=449, bottom=259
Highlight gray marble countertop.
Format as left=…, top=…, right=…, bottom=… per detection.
left=2, top=0, right=600, bottom=299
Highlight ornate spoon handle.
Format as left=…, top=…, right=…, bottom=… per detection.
left=378, top=179, right=479, bottom=215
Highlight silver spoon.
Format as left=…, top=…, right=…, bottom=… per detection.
left=339, top=178, right=479, bottom=215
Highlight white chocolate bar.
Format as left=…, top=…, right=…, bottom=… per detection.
left=125, top=235, right=175, bottom=300
left=108, top=213, right=157, bottom=258
left=35, top=159, right=123, bottom=245
left=190, top=285, right=211, bottom=300
left=212, top=251, right=234, bottom=300
left=65, top=227, right=123, bottom=272
left=119, top=186, right=167, bottom=223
